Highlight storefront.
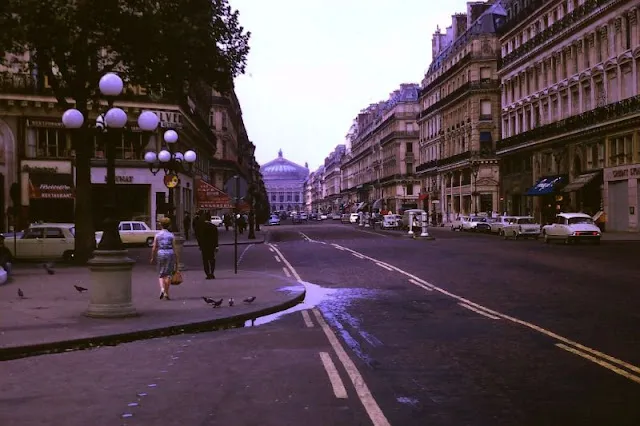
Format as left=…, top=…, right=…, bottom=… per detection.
left=603, top=164, right=640, bottom=232
left=525, top=174, right=568, bottom=224
left=20, top=160, right=75, bottom=223
left=90, top=167, right=193, bottom=230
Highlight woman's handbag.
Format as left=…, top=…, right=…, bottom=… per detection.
left=171, top=271, right=183, bottom=285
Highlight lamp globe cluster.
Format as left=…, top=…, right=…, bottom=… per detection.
left=144, top=129, right=197, bottom=174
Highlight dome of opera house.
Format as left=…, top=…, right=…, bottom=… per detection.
left=260, top=150, right=309, bottom=180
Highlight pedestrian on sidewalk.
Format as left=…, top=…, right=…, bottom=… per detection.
left=196, top=213, right=219, bottom=279
left=0, top=235, right=12, bottom=279
left=183, top=212, right=191, bottom=240
left=150, top=217, right=179, bottom=300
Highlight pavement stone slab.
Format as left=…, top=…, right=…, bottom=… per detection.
left=0, top=264, right=304, bottom=358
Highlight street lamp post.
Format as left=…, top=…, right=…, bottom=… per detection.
left=144, top=130, right=197, bottom=271
left=62, top=72, right=160, bottom=318
left=471, top=161, right=480, bottom=216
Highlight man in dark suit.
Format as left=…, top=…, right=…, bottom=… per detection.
left=196, top=213, right=219, bottom=279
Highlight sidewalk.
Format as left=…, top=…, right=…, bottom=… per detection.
left=0, top=264, right=303, bottom=361
left=183, top=228, right=267, bottom=247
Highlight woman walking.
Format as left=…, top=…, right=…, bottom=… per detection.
left=150, top=217, right=179, bottom=300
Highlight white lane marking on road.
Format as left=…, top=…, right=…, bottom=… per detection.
left=458, top=303, right=500, bottom=320
left=375, top=262, right=393, bottom=271
left=269, top=247, right=275, bottom=252
left=299, top=232, right=314, bottom=242
left=238, top=244, right=253, bottom=265
left=556, top=343, right=640, bottom=384
left=352, top=253, right=365, bottom=259
left=313, top=309, right=390, bottom=426
left=268, top=244, right=302, bottom=282
left=283, top=267, right=292, bottom=278
left=319, top=351, right=348, bottom=399
left=408, top=278, right=432, bottom=291
left=357, top=228, right=390, bottom=238
left=330, top=244, right=640, bottom=382
left=274, top=255, right=281, bottom=263
left=301, top=310, right=314, bottom=328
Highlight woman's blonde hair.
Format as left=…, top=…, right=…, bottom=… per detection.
left=159, top=217, right=171, bottom=229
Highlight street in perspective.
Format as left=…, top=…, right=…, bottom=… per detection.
left=2, top=0, right=640, bottom=425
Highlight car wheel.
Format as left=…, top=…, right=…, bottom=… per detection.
left=63, top=250, right=75, bottom=262
left=146, top=237, right=154, bottom=247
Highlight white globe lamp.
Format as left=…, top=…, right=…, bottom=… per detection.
left=105, top=107, right=128, bottom=129
left=99, top=73, right=124, bottom=97
left=174, top=152, right=184, bottom=162
left=184, top=150, right=197, bottom=163
left=62, top=109, right=85, bottom=129
left=144, top=151, right=158, bottom=164
left=163, top=130, right=178, bottom=144
left=158, top=150, right=172, bottom=163
left=138, top=111, right=160, bottom=132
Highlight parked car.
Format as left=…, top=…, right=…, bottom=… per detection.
left=95, top=221, right=160, bottom=247
left=502, top=216, right=541, bottom=240
left=268, top=215, right=281, bottom=226
left=5, top=223, right=76, bottom=261
left=468, top=216, right=492, bottom=232
left=210, top=216, right=223, bottom=226
left=341, top=214, right=351, bottom=224
left=332, top=213, right=341, bottom=220
left=349, top=213, right=359, bottom=223
left=381, top=214, right=399, bottom=229
left=451, top=216, right=470, bottom=231
left=300, top=213, right=308, bottom=221
left=320, top=214, right=328, bottom=220
left=490, top=216, right=515, bottom=235
left=542, top=213, right=601, bottom=244
left=401, top=209, right=426, bottom=230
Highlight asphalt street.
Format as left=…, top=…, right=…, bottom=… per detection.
left=2, top=221, right=639, bottom=425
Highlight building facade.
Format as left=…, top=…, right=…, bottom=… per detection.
left=340, top=84, right=422, bottom=214
left=260, top=150, right=309, bottom=213
left=0, top=70, right=216, bottom=231
left=497, top=0, right=640, bottom=231
left=320, top=145, right=346, bottom=213
left=416, top=2, right=505, bottom=222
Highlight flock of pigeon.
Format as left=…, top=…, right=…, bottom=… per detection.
left=16, top=262, right=258, bottom=308
left=202, top=296, right=256, bottom=308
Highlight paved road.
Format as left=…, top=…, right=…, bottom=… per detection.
left=3, top=221, right=639, bottom=425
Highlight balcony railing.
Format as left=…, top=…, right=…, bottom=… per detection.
left=497, top=95, right=640, bottom=152
left=499, top=0, right=547, bottom=36
left=415, top=148, right=496, bottom=172
left=418, top=80, right=500, bottom=119
left=379, top=130, right=419, bottom=145
left=501, top=0, right=613, bottom=68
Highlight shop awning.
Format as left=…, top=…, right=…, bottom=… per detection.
left=562, top=172, right=600, bottom=192
left=355, top=202, right=367, bottom=211
left=28, top=173, right=74, bottom=199
left=372, top=199, right=382, bottom=210
left=196, top=179, right=233, bottom=209
left=525, top=175, right=566, bottom=196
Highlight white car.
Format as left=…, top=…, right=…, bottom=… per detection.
left=502, top=216, right=541, bottom=240
left=320, top=214, right=328, bottom=220
left=491, top=216, right=515, bottom=235
left=5, top=223, right=76, bottom=261
left=542, top=213, right=601, bottom=244
left=95, top=221, right=159, bottom=247
left=349, top=213, right=359, bottom=223
left=268, top=215, right=281, bottom=225
left=451, top=216, right=470, bottom=231
left=381, top=214, right=399, bottom=229
left=210, top=216, right=223, bottom=226
left=300, top=213, right=308, bottom=221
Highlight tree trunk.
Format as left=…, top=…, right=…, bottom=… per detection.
left=73, top=111, right=95, bottom=264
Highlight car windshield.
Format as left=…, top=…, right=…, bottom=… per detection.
left=471, top=217, right=486, bottom=222
left=517, top=218, right=534, bottom=224
left=568, top=217, right=594, bottom=225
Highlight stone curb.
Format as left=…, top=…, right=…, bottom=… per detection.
left=183, top=235, right=266, bottom=247
left=0, top=288, right=305, bottom=362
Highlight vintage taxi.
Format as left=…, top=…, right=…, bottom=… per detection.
left=5, top=223, right=76, bottom=261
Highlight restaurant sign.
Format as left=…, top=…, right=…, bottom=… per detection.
left=196, top=179, right=233, bottom=209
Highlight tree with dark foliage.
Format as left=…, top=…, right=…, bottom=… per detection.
left=0, top=0, right=250, bottom=262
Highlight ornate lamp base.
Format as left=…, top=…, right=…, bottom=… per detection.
left=85, top=249, right=137, bottom=318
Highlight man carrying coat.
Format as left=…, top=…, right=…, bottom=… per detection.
left=196, top=213, right=219, bottom=279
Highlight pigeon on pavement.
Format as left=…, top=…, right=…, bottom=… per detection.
left=17, top=288, right=24, bottom=298
left=211, top=298, right=223, bottom=308
left=43, top=262, right=55, bottom=275
left=202, top=296, right=216, bottom=304
left=243, top=296, right=256, bottom=304
left=228, top=297, right=234, bottom=307
left=74, top=285, right=88, bottom=293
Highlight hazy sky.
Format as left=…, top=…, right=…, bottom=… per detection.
left=231, top=0, right=470, bottom=171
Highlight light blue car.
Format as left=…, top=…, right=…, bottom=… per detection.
left=268, top=215, right=281, bottom=226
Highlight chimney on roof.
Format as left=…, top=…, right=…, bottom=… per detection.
left=452, top=13, right=468, bottom=38
left=431, top=25, right=446, bottom=60
left=467, top=1, right=491, bottom=28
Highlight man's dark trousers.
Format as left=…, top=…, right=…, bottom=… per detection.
left=197, top=221, right=219, bottom=278
left=201, top=250, right=216, bottom=278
